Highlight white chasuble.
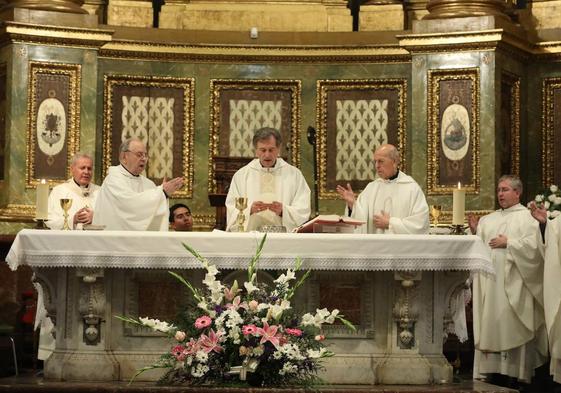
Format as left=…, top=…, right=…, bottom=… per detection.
left=544, top=215, right=561, bottom=382
left=93, top=165, right=168, bottom=231
left=226, top=158, right=311, bottom=232
left=46, top=179, right=100, bottom=230
left=347, top=171, right=429, bottom=234
left=473, top=204, right=547, bottom=382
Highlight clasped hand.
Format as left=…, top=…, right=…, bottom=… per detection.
left=73, top=207, right=93, bottom=226
left=251, top=201, right=283, bottom=216
left=489, top=234, right=507, bottom=249
left=373, top=210, right=390, bottom=230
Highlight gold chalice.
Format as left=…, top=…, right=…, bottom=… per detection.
left=60, top=198, right=73, bottom=230
left=430, top=205, right=442, bottom=226
left=234, top=197, right=248, bottom=232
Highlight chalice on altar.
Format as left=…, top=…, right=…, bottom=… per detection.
left=234, top=197, right=248, bottom=232
left=430, top=205, right=442, bottom=226
left=60, top=198, right=73, bottom=230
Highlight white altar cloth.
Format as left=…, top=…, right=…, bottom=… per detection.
left=7, top=229, right=493, bottom=274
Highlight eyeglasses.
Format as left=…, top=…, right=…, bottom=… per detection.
left=125, top=150, right=148, bottom=159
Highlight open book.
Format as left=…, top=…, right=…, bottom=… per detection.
left=295, top=215, right=365, bottom=233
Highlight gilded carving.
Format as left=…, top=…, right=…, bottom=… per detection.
left=102, top=74, right=195, bottom=198
left=542, top=77, right=561, bottom=187
left=26, top=61, right=81, bottom=188
left=316, top=79, right=407, bottom=199
left=427, top=68, right=480, bottom=195
left=208, top=79, right=301, bottom=193
left=500, top=72, right=520, bottom=176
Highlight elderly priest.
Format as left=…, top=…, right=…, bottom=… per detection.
left=93, top=137, right=184, bottom=231
left=225, top=127, right=311, bottom=232
left=336, top=144, right=429, bottom=234
left=470, top=175, right=547, bottom=386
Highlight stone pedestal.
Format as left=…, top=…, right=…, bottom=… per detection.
left=107, top=0, right=152, bottom=27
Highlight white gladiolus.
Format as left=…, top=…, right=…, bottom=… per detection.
left=274, top=269, right=296, bottom=285
left=548, top=194, right=557, bottom=202
left=535, top=194, right=544, bottom=202
left=551, top=185, right=559, bottom=193
left=244, top=281, right=258, bottom=294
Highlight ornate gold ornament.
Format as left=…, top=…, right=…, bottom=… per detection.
left=316, top=79, right=407, bottom=199
left=542, top=77, right=561, bottom=188
left=26, top=61, right=81, bottom=188
left=0, top=203, right=35, bottom=221
left=207, top=79, right=301, bottom=194
left=102, top=74, right=195, bottom=198
left=427, top=68, right=480, bottom=195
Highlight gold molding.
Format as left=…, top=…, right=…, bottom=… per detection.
left=316, top=78, right=407, bottom=199
left=100, top=42, right=410, bottom=64
left=26, top=61, right=81, bottom=188
left=102, top=74, right=195, bottom=198
left=192, top=213, right=216, bottom=232
left=1, top=21, right=114, bottom=49
left=207, top=79, right=302, bottom=194
left=542, top=77, right=561, bottom=187
left=427, top=67, right=480, bottom=195
left=0, top=203, right=35, bottom=221
left=501, top=71, right=520, bottom=176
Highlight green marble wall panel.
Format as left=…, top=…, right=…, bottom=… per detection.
left=97, top=58, right=411, bottom=218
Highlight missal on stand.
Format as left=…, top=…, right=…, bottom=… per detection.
left=295, top=214, right=365, bottom=233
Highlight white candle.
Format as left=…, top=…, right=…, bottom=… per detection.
left=36, top=179, right=49, bottom=220
left=452, top=182, right=465, bottom=225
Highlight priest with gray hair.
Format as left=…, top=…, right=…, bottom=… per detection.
left=93, top=137, right=184, bottom=231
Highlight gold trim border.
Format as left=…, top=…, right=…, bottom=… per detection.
left=102, top=74, right=195, bottom=198
left=427, top=68, right=480, bottom=195
left=316, top=79, right=408, bottom=199
left=26, top=61, right=81, bottom=188
left=0, top=203, right=35, bottom=222
left=542, top=77, right=561, bottom=187
left=207, top=79, right=302, bottom=194
left=502, top=71, right=520, bottom=176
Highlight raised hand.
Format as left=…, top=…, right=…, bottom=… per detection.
left=336, top=183, right=356, bottom=209
left=529, top=201, right=548, bottom=224
left=162, top=177, right=184, bottom=196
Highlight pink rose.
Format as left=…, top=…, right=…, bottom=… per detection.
left=195, top=315, right=212, bottom=329
left=285, top=328, right=303, bottom=337
left=242, top=324, right=258, bottom=336
left=314, top=334, right=325, bottom=341
left=175, top=331, right=186, bottom=342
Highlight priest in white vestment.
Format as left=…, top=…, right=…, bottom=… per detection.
left=530, top=201, right=561, bottom=383
left=47, top=153, right=100, bottom=230
left=471, top=175, right=547, bottom=384
left=226, top=127, right=311, bottom=232
left=336, top=144, right=429, bottom=234
left=93, top=138, right=184, bottom=231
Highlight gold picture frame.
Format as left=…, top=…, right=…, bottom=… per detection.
left=103, top=74, right=195, bottom=198
left=26, top=61, right=81, bottom=188
left=208, top=79, right=301, bottom=193
left=316, top=79, right=407, bottom=199
left=427, top=68, right=480, bottom=195
left=542, top=77, right=561, bottom=187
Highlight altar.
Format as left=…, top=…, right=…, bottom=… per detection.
left=6, top=229, right=493, bottom=385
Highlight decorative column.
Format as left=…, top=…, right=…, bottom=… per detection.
left=82, top=0, right=106, bottom=22
left=1, top=0, right=87, bottom=13
left=424, top=0, right=514, bottom=20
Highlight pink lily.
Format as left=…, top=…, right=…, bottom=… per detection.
left=226, top=296, right=248, bottom=311
left=256, top=322, right=282, bottom=349
left=199, top=329, right=223, bottom=353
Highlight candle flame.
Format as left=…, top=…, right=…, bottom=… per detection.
left=40, top=179, right=47, bottom=184
left=457, top=182, right=461, bottom=189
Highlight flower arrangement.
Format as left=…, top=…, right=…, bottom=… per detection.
left=117, top=235, right=354, bottom=387
left=532, top=184, right=561, bottom=219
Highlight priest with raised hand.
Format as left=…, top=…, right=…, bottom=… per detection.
left=470, top=175, right=547, bottom=388
left=93, top=137, right=184, bottom=231
left=335, top=144, right=429, bottom=234
left=47, top=152, right=100, bottom=230
left=225, top=127, right=311, bottom=232
left=530, top=199, right=561, bottom=384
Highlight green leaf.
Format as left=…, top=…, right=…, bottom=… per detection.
left=336, top=315, right=357, bottom=332
left=248, top=234, right=267, bottom=282
left=168, top=271, right=203, bottom=303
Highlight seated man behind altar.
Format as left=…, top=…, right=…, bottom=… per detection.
left=225, top=127, right=311, bottom=232
left=169, top=203, right=193, bottom=231
left=93, top=137, right=184, bottom=231
left=47, top=152, right=100, bottom=230
left=336, top=144, right=429, bottom=234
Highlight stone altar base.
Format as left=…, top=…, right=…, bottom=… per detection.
left=0, top=375, right=517, bottom=393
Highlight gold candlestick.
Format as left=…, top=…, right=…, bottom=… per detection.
left=234, top=197, right=248, bottom=232
left=429, top=205, right=442, bottom=226
left=60, top=198, right=73, bottom=230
